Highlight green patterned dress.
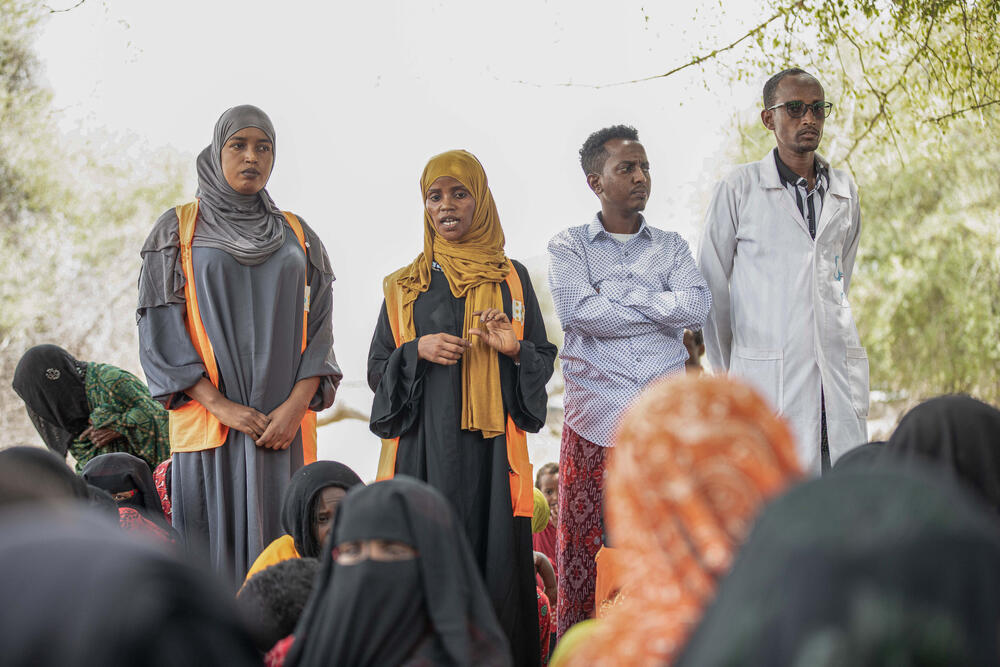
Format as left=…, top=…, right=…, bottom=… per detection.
left=68, top=363, right=170, bottom=471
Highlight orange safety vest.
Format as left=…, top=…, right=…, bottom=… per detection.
left=376, top=264, right=534, bottom=518
left=167, top=200, right=317, bottom=463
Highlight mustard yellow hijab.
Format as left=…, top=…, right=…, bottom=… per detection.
left=385, top=150, right=511, bottom=438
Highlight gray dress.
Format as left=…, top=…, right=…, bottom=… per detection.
left=138, top=210, right=340, bottom=589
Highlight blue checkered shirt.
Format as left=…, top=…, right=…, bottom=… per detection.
left=548, top=214, right=711, bottom=447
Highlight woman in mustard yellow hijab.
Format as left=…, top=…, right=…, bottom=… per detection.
left=368, top=149, right=557, bottom=666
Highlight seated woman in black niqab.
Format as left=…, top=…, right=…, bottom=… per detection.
left=12, top=344, right=170, bottom=471
left=284, top=476, right=512, bottom=667
left=82, top=452, right=177, bottom=544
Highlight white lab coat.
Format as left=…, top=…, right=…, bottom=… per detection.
left=698, top=152, right=869, bottom=472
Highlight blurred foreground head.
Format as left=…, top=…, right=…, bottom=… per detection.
left=883, top=394, right=1000, bottom=513
left=677, top=465, right=1000, bottom=666
left=0, top=445, right=88, bottom=507
left=0, top=506, right=259, bottom=667
left=238, top=557, right=319, bottom=654
left=567, top=374, right=802, bottom=665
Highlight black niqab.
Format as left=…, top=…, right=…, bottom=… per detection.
left=280, top=460, right=364, bottom=558
left=883, top=394, right=1000, bottom=513
left=82, top=452, right=168, bottom=528
left=11, top=345, right=90, bottom=456
left=0, top=506, right=260, bottom=667
left=286, top=476, right=512, bottom=667
left=676, top=467, right=1000, bottom=666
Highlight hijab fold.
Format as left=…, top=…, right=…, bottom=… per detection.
left=280, top=460, right=364, bottom=558
left=192, top=104, right=287, bottom=266
left=392, top=150, right=511, bottom=438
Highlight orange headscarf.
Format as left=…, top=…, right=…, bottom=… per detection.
left=387, top=150, right=511, bottom=438
left=566, top=374, right=802, bottom=666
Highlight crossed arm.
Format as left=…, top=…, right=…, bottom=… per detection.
left=547, top=234, right=710, bottom=339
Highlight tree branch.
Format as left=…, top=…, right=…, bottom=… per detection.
left=515, top=3, right=801, bottom=89
left=44, top=0, right=86, bottom=13
left=316, top=402, right=370, bottom=427
left=927, top=98, right=1000, bottom=123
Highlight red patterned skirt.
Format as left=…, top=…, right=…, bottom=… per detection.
left=555, top=424, right=607, bottom=638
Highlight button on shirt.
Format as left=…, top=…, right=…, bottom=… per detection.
left=548, top=215, right=712, bottom=447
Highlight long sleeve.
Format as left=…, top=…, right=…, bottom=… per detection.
left=367, top=301, right=428, bottom=439
left=698, top=179, right=740, bottom=371
left=296, top=264, right=342, bottom=412
left=548, top=232, right=667, bottom=338
left=595, top=237, right=711, bottom=330
left=86, top=364, right=170, bottom=468
left=137, top=303, right=206, bottom=408
left=501, top=262, right=557, bottom=434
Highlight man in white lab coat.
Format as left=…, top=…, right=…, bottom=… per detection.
left=698, top=68, right=869, bottom=473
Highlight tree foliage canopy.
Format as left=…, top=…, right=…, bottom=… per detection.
left=1, top=0, right=186, bottom=444
left=709, top=0, right=1000, bottom=404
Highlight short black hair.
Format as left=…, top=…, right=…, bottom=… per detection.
left=580, top=125, right=639, bottom=176
left=535, top=462, right=558, bottom=489
left=237, top=558, right=320, bottom=653
left=691, top=329, right=704, bottom=346
left=762, top=68, right=817, bottom=108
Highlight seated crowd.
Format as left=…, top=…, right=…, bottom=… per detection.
left=2, top=366, right=999, bottom=666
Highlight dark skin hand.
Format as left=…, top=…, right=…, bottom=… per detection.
left=79, top=425, right=122, bottom=447
left=186, top=376, right=320, bottom=450
left=185, top=377, right=271, bottom=441
left=534, top=551, right=557, bottom=607
left=256, top=377, right=320, bottom=450
left=470, top=308, right=520, bottom=362
left=417, top=333, right=471, bottom=365
left=416, top=309, right=520, bottom=365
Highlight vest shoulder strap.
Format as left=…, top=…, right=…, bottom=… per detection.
left=505, top=261, right=525, bottom=341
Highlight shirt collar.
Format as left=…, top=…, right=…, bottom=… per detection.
left=773, top=148, right=828, bottom=189
left=587, top=213, right=650, bottom=242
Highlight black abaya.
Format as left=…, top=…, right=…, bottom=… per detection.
left=368, top=259, right=556, bottom=667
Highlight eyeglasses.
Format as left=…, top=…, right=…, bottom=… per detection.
left=766, top=101, right=834, bottom=119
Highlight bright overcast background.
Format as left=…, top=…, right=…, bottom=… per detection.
left=35, top=0, right=763, bottom=478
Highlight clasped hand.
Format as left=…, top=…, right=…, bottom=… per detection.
left=214, top=398, right=305, bottom=450
left=417, top=308, right=520, bottom=365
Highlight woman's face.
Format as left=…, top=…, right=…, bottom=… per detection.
left=312, top=486, right=347, bottom=548
left=425, top=175, right=476, bottom=242
left=220, top=126, right=274, bottom=194
left=334, top=539, right=418, bottom=565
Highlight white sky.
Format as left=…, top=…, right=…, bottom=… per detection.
left=34, top=0, right=765, bottom=477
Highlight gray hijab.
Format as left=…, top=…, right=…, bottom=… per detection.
left=193, top=104, right=287, bottom=265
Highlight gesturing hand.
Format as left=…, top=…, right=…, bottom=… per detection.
left=418, top=333, right=471, bottom=366
left=470, top=308, right=520, bottom=360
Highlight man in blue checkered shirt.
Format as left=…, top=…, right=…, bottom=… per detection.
left=547, top=125, right=711, bottom=636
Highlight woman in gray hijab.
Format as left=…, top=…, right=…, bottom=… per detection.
left=137, top=104, right=342, bottom=590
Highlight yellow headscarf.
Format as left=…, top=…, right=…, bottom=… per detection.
left=532, top=488, right=551, bottom=534
left=390, top=150, right=511, bottom=438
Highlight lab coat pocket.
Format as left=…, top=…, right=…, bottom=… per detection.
left=731, top=346, right=783, bottom=413
left=846, top=346, right=870, bottom=418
